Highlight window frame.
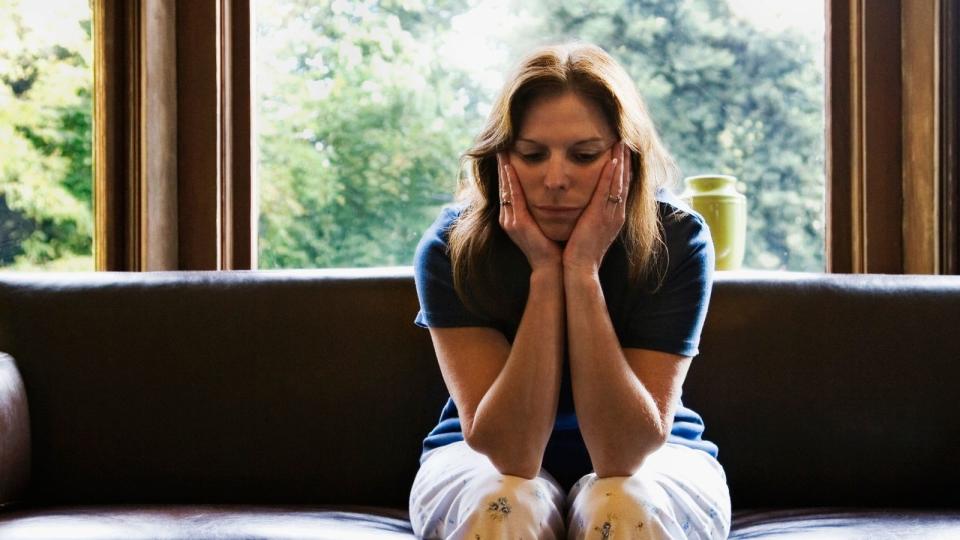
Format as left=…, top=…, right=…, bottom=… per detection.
left=827, top=0, right=955, bottom=274
left=175, top=0, right=254, bottom=270
left=943, top=0, right=960, bottom=274
left=93, top=0, right=252, bottom=271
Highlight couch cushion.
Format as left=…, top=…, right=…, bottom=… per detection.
left=6, top=505, right=960, bottom=539
left=730, top=508, right=960, bottom=538
left=0, top=505, right=414, bottom=539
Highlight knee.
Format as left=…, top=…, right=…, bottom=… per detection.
left=568, top=474, right=663, bottom=537
left=459, top=472, right=559, bottom=524
left=574, top=472, right=661, bottom=506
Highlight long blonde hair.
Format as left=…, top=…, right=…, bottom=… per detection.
left=449, top=43, right=678, bottom=321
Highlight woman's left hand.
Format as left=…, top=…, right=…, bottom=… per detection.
left=563, top=141, right=630, bottom=275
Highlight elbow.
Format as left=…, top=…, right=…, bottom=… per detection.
left=464, top=421, right=543, bottom=479
left=592, top=424, right=669, bottom=478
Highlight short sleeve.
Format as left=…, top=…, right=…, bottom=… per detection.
left=413, top=207, right=497, bottom=329
left=620, top=210, right=715, bottom=357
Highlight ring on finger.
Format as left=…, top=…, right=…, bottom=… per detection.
left=501, top=199, right=512, bottom=206
left=607, top=194, right=623, bottom=204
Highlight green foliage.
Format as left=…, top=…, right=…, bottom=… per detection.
left=0, top=0, right=93, bottom=269
left=258, top=0, right=824, bottom=271
left=256, top=0, right=482, bottom=267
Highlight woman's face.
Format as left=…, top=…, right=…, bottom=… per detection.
left=509, top=91, right=618, bottom=242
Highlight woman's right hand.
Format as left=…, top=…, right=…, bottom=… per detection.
left=497, top=152, right=562, bottom=271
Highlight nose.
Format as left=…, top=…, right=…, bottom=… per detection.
left=543, top=155, right=570, bottom=191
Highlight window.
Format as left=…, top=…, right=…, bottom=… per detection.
left=0, top=0, right=93, bottom=271
left=88, top=0, right=955, bottom=274
left=253, top=0, right=826, bottom=271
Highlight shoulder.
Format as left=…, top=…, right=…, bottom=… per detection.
left=611, top=188, right=715, bottom=356
left=656, top=188, right=712, bottom=253
left=654, top=187, right=714, bottom=276
left=413, top=205, right=500, bottom=329
left=422, top=205, right=464, bottom=245
left=415, top=205, right=465, bottom=265
left=655, top=187, right=711, bottom=243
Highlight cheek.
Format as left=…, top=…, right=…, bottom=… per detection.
left=580, top=162, right=607, bottom=189
left=511, top=163, right=540, bottom=193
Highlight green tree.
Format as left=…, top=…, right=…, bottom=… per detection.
left=258, top=0, right=824, bottom=271
left=0, top=0, right=93, bottom=270
left=257, top=0, right=481, bottom=267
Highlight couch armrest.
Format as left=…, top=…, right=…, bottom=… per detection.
left=0, top=352, right=30, bottom=509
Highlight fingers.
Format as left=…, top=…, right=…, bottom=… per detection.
left=621, top=142, right=631, bottom=200
left=498, top=152, right=532, bottom=233
left=499, top=156, right=513, bottom=200
left=497, top=153, right=511, bottom=230
left=590, top=145, right=618, bottom=218
left=615, top=142, right=626, bottom=201
left=504, top=162, right=527, bottom=215
left=505, top=160, right=538, bottom=234
left=606, top=142, right=628, bottom=218
left=592, top=152, right=617, bottom=210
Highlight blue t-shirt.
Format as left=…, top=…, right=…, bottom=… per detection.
left=413, top=188, right=718, bottom=490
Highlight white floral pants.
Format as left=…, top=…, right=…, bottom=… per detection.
left=409, top=441, right=731, bottom=540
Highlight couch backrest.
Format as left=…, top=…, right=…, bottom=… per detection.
left=1, top=270, right=959, bottom=510
left=0, top=269, right=445, bottom=508
left=688, top=271, right=960, bottom=509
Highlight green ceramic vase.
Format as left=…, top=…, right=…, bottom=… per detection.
left=679, top=175, right=747, bottom=270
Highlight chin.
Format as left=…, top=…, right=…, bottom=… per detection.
left=542, top=226, right=573, bottom=243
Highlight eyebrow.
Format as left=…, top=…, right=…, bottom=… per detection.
left=515, top=137, right=607, bottom=146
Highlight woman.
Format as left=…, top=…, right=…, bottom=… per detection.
left=409, top=43, right=731, bottom=539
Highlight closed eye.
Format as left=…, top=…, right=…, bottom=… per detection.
left=572, top=152, right=601, bottom=163
left=518, top=152, right=547, bottom=163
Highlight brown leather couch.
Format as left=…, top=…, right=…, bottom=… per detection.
left=0, top=269, right=958, bottom=539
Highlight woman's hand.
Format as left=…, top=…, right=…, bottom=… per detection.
left=563, top=141, right=630, bottom=276
left=498, top=152, right=563, bottom=271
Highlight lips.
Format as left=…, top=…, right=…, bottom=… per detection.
left=533, top=205, right=583, bottom=218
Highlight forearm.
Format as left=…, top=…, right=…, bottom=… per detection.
left=468, top=265, right=564, bottom=478
left=565, top=270, right=666, bottom=477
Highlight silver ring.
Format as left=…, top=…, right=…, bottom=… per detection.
left=501, top=200, right=512, bottom=206
left=607, top=195, right=623, bottom=204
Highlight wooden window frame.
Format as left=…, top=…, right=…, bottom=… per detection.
left=828, top=0, right=958, bottom=274
left=94, top=0, right=179, bottom=270
left=94, top=0, right=251, bottom=271
left=95, top=0, right=957, bottom=274
left=943, top=0, right=960, bottom=274
left=175, top=0, right=253, bottom=270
